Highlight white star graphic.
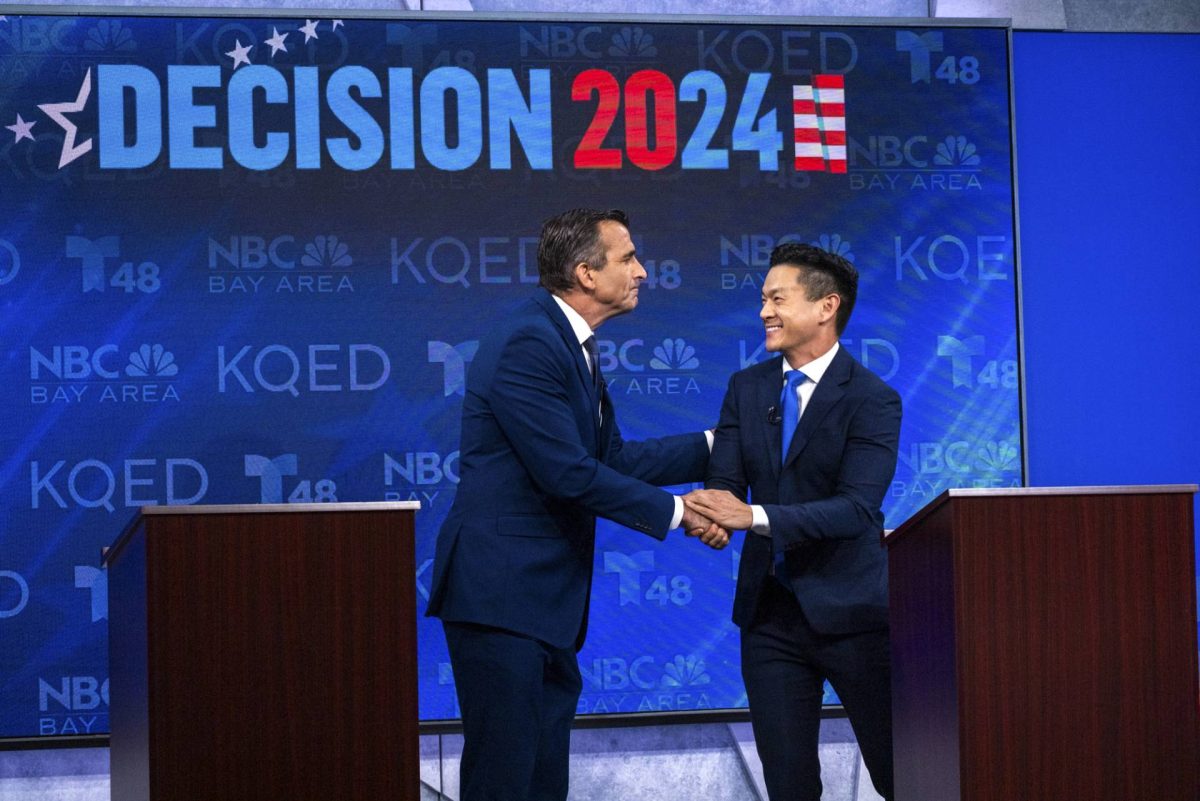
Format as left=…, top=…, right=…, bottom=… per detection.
left=0, top=16, right=8, bottom=23
left=331, top=19, right=344, bottom=31
left=225, top=39, right=253, bottom=70
left=299, top=19, right=320, bottom=43
left=38, top=69, right=93, bottom=169
left=6, top=113, right=35, bottom=143
left=264, top=27, right=288, bottom=56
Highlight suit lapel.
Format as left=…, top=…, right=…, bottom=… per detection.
left=782, top=345, right=851, bottom=470
left=535, top=292, right=602, bottom=448
left=756, top=359, right=784, bottom=478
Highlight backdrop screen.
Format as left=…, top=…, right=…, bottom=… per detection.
left=0, top=11, right=1019, bottom=735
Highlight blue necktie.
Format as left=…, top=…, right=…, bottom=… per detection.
left=780, top=369, right=807, bottom=464
left=776, top=369, right=806, bottom=585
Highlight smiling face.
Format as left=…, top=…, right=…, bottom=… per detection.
left=585, top=220, right=646, bottom=323
left=760, top=263, right=840, bottom=365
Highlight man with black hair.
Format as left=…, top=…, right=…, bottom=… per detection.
left=427, top=208, right=724, bottom=801
left=687, top=242, right=901, bottom=800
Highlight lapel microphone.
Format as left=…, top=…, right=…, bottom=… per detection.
left=766, top=406, right=781, bottom=425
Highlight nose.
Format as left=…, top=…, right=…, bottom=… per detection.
left=760, top=303, right=771, bottom=320
left=633, top=258, right=647, bottom=281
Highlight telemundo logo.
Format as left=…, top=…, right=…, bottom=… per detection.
left=428, top=340, right=478, bottom=397
left=75, top=566, right=107, bottom=622
left=245, top=454, right=339, bottom=504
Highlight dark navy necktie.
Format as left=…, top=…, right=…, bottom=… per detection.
left=780, top=369, right=808, bottom=464
left=583, top=335, right=600, bottom=393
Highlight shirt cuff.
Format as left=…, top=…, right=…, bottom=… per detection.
left=750, top=505, right=770, bottom=536
left=671, top=495, right=684, bottom=530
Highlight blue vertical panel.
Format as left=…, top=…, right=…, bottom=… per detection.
left=1013, top=31, right=1200, bottom=640
left=0, top=13, right=1019, bottom=735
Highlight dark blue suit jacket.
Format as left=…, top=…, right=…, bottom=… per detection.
left=427, top=292, right=710, bottom=650
left=707, top=345, right=901, bottom=635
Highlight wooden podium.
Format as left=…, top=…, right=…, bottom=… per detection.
left=885, top=486, right=1199, bottom=801
left=103, top=502, right=420, bottom=801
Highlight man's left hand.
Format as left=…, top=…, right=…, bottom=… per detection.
left=684, top=489, right=754, bottom=531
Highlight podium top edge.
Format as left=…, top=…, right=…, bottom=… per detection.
left=884, top=484, right=1198, bottom=546
left=943, top=484, right=1198, bottom=498
left=102, top=501, right=421, bottom=567
left=138, top=501, right=422, bottom=515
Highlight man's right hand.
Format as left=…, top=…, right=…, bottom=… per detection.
left=680, top=504, right=730, bottom=550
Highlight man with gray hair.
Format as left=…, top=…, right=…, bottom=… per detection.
left=427, top=208, right=725, bottom=801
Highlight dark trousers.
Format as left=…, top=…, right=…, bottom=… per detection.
left=443, top=622, right=583, bottom=801
left=741, top=580, right=894, bottom=801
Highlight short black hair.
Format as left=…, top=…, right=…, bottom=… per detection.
left=769, top=242, right=859, bottom=335
left=537, top=208, right=630, bottom=294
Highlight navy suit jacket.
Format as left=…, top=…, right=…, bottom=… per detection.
left=707, top=346, right=901, bottom=635
left=427, top=292, right=709, bottom=650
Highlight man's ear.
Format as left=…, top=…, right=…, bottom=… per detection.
left=820, top=294, right=841, bottom=324
left=573, top=262, right=594, bottom=291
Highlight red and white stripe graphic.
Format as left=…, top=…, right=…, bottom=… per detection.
left=793, top=75, right=847, bottom=174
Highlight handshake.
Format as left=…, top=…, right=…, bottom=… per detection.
left=678, top=489, right=753, bottom=551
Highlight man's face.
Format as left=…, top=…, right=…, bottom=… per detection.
left=588, top=220, right=646, bottom=317
left=760, top=264, right=829, bottom=355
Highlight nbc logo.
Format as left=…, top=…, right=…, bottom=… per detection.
left=649, top=338, right=699, bottom=371
left=661, top=655, right=711, bottom=688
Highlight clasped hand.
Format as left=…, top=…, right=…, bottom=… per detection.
left=683, top=489, right=754, bottom=531
left=679, top=503, right=730, bottom=550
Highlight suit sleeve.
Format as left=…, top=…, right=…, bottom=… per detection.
left=603, top=414, right=709, bottom=486
left=705, top=373, right=750, bottom=500
left=762, top=385, right=901, bottom=548
left=487, top=327, right=677, bottom=538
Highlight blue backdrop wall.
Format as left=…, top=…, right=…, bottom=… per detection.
left=1012, top=31, right=1200, bottom=608
left=0, top=12, right=1022, bottom=737
left=2, top=17, right=1198, bottom=743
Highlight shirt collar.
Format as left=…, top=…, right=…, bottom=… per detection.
left=551, top=294, right=595, bottom=346
left=781, top=341, right=839, bottom=384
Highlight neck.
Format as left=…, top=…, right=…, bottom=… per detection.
left=782, top=337, right=836, bottom=369
left=556, top=290, right=609, bottom=330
